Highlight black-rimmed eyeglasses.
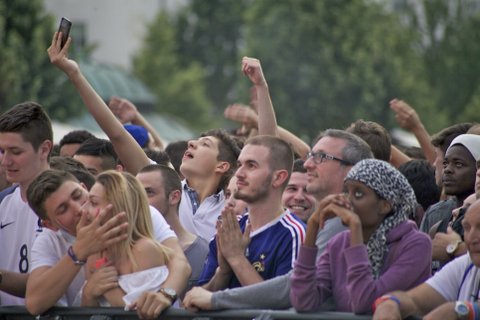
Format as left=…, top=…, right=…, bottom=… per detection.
left=307, top=151, right=351, bottom=165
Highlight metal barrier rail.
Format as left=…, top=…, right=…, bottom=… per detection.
left=0, top=306, right=373, bottom=320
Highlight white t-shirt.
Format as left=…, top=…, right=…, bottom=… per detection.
left=0, top=186, right=42, bottom=305
left=149, top=205, right=176, bottom=242
left=426, top=253, right=480, bottom=301
left=31, top=229, right=83, bottom=306
left=29, top=205, right=176, bottom=307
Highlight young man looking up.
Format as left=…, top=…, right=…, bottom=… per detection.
left=0, top=102, right=52, bottom=305
left=179, top=128, right=241, bottom=241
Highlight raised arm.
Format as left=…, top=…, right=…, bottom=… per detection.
left=109, top=96, right=165, bottom=150
left=242, top=57, right=278, bottom=137
left=47, top=32, right=150, bottom=174
left=390, top=99, right=435, bottom=164
left=390, top=145, right=412, bottom=168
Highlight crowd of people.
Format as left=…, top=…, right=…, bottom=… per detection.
left=2, top=29, right=480, bottom=320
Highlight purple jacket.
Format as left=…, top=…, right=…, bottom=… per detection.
left=290, top=220, right=431, bottom=314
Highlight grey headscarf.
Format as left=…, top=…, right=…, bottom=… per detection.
left=345, top=159, right=417, bottom=279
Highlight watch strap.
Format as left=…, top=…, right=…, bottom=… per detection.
left=159, top=287, right=177, bottom=303
left=67, top=246, right=86, bottom=265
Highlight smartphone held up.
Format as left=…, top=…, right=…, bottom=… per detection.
left=57, top=17, right=72, bottom=48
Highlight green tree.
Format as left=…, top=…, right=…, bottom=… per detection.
left=244, top=0, right=433, bottom=141
left=394, top=0, right=480, bottom=128
left=133, top=10, right=214, bottom=132
left=0, top=0, right=84, bottom=120
left=175, top=0, right=249, bottom=112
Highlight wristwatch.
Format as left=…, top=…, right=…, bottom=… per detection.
left=454, top=301, right=470, bottom=320
left=446, top=240, right=462, bottom=259
left=159, top=287, right=177, bottom=303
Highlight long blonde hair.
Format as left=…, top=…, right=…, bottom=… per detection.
left=96, top=170, right=170, bottom=269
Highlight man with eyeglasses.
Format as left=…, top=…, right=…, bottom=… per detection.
left=183, top=129, right=373, bottom=311
left=304, top=129, right=374, bottom=254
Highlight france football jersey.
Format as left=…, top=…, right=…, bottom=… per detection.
left=198, top=209, right=305, bottom=288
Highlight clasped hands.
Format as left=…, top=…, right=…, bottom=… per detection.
left=216, top=205, right=251, bottom=272
left=308, top=193, right=359, bottom=231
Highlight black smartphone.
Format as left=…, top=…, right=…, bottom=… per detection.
left=57, top=17, right=72, bottom=48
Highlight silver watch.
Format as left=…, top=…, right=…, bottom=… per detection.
left=454, top=301, right=470, bottom=320
left=159, top=287, right=177, bottom=303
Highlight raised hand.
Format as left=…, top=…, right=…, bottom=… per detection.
left=223, top=103, right=258, bottom=128
left=242, top=57, right=267, bottom=87
left=47, top=31, right=79, bottom=76
left=389, top=99, right=421, bottom=131
left=108, top=97, right=138, bottom=124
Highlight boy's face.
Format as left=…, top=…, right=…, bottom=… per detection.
left=234, top=144, right=273, bottom=203
left=0, top=132, right=49, bottom=187
left=442, top=145, right=476, bottom=197
left=59, top=143, right=82, bottom=157
left=282, top=171, right=316, bottom=222
left=73, top=154, right=104, bottom=176
left=43, top=180, right=89, bottom=236
left=180, top=136, right=222, bottom=178
left=136, top=170, right=169, bottom=216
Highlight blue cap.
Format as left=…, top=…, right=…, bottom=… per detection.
left=124, top=124, right=148, bottom=148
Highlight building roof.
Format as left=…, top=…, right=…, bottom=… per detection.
left=80, top=60, right=156, bottom=111
left=62, top=61, right=195, bottom=144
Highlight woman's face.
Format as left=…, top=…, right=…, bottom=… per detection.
left=224, top=176, right=248, bottom=216
left=85, top=182, right=109, bottom=218
left=344, top=180, right=390, bottom=230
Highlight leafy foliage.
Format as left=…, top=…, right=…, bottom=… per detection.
left=243, top=0, right=432, bottom=140
left=395, top=0, right=480, bottom=127
left=133, top=11, right=215, bottom=132
left=0, top=0, right=84, bottom=119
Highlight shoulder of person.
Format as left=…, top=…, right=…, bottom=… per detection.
left=0, top=185, right=18, bottom=204
left=133, top=238, right=167, bottom=268
left=426, top=198, right=458, bottom=213
left=395, top=220, right=432, bottom=246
